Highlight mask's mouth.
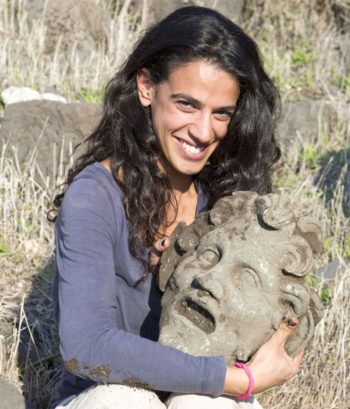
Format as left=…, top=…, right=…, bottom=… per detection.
left=176, top=298, right=216, bottom=334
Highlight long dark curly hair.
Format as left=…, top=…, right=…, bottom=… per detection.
left=51, top=6, right=281, bottom=257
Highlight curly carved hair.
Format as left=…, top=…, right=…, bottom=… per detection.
left=160, top=191, right=324, bottom=288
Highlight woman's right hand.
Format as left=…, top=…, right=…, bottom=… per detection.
left=224, top=319, right=303, bottom=396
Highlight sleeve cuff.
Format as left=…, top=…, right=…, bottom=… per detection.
left=201, top=356, right=227, bottom=396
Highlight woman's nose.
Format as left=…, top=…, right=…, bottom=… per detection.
left=188, top=112, right=214, bottom=144
left=192, top=273, right=223, bottom=300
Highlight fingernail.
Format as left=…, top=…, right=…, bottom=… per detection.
left=286, top=318, right=297, bottom=327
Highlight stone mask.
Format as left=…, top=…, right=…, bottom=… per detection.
left=158, top=192, right=324, bottom=363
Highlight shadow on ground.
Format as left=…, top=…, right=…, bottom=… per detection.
left=19, top=258, right=61, bottom=409
left=314, top=148, right=350, bottom=217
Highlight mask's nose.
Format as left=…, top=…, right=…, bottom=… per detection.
left=192, top=273, right=223, bottom=301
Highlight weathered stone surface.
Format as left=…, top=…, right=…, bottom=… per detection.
left=0, top=377, right=25, bottom=409
left=0, top=101, right=102, bottom=178
left=316, top=259, right=344, bottom=283
left=159, top=192, right=324, bottom=362
left=278, top=100, right=347, bottom=162
left=24, top=0, right=110, bottom=57
left=2, top=86, right=67, bottom=105
left=122, top=0, right=245, bottom=26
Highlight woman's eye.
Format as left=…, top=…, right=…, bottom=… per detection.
left=198, top=249, right=220, bottom=265
left=177, top=100, right=193, bottom=108
left=214, top=111, right=233, bottom=120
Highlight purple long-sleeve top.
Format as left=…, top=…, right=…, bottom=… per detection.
left=49, top=162, right=227, bottom=408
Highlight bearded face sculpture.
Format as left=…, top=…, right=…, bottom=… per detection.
left=158, top=192, right=324, bottom=363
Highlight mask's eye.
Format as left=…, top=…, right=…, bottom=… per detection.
left=240, top=267, right=261, bottom=288
left=198, top=249, right=220, bottom=266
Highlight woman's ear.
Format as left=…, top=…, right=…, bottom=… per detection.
left=136, top=68, right=154, bottom=107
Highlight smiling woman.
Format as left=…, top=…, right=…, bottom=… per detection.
left=48, top=6, right=298, bottom=409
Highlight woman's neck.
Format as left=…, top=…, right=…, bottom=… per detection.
left=159, top=157, right=195, bottom=196
left=158, top=160, right=198, bottom=237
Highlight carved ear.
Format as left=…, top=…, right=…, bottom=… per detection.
left=281, top=284, right=324, bottom=357
left=158, top=221, right=188, bottom=292
left=285, top=310, right=315, bottom=357
left=281, top=282, right=310, bottom=315
left=159, top=211, right=215, bottom=291
left=279, top=236, right=314, bottom=276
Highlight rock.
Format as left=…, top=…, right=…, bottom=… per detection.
left=40, top=93, right=67, bottom=103
left=0, top=101, right=102, bottom=179
left=2, top=86, right=67, bottom=105
left=316, top=259, right=344, bottom=283
left=0, top=377, right=25, bottom=409
left=278, top=100, right=349, bottom=163
left=2, top=87, right=41, bottom=104
left=24, top=0, right=110, bottom=58
left=124, top=0, right=245, bottom=26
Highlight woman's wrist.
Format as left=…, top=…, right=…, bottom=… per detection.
left=223, top=365, right=249, bottom=396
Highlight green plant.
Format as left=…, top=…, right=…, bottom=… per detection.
left=291, top=45, right=316, bottom=69
left=273, top=171, right=298, bottom=188
left=306, top=273, right=331, bottom=304
left=300, top=143, right=321, bottom=170
left=0, top=241, right=9, bottom=254
left=342, top=235, right=350, bottom=260
left=78, top=87, right=105, bottom=103
left=334, top=73, right=350, bottom=96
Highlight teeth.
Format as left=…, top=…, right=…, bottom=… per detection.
left=182, top=141, right=204, bottom=154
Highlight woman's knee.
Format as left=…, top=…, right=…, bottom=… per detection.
left=58, top=384, right=166, bottom=409
left=165, top=393, right=263, bottom=409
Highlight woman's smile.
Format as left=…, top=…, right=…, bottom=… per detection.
left=174, top=136, right=211, bottom=160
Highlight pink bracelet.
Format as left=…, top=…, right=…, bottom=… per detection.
left=233, top=362, right=255, bottom=400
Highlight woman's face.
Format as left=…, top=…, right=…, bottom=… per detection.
left=137, top=60, right=240, bottom=176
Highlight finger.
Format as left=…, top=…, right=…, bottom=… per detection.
left=153, top=237, right=170, bottom=252
left=149, top=249, right=161, bottom=261
left=285, top=317, right=299, bottom=327
left=293, top=349, right=304, bottom=366
left=269, top=318, right=299, bottom=346
left=149, top=249, right=161, bottom=269
left=149, top=238, right=170, bottom=268
left=288, top=349, right=304, bottom=375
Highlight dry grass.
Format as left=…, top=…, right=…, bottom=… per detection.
left=0, top=143, right=64, bottom=405
left=0, top=0, right=145, bottom=101
left=243, top=0, right=350, bottom=100
left=0, top=0, right=349, bottom=408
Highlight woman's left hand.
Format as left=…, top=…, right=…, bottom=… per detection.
left=149, top=237, right=170, bottom=271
